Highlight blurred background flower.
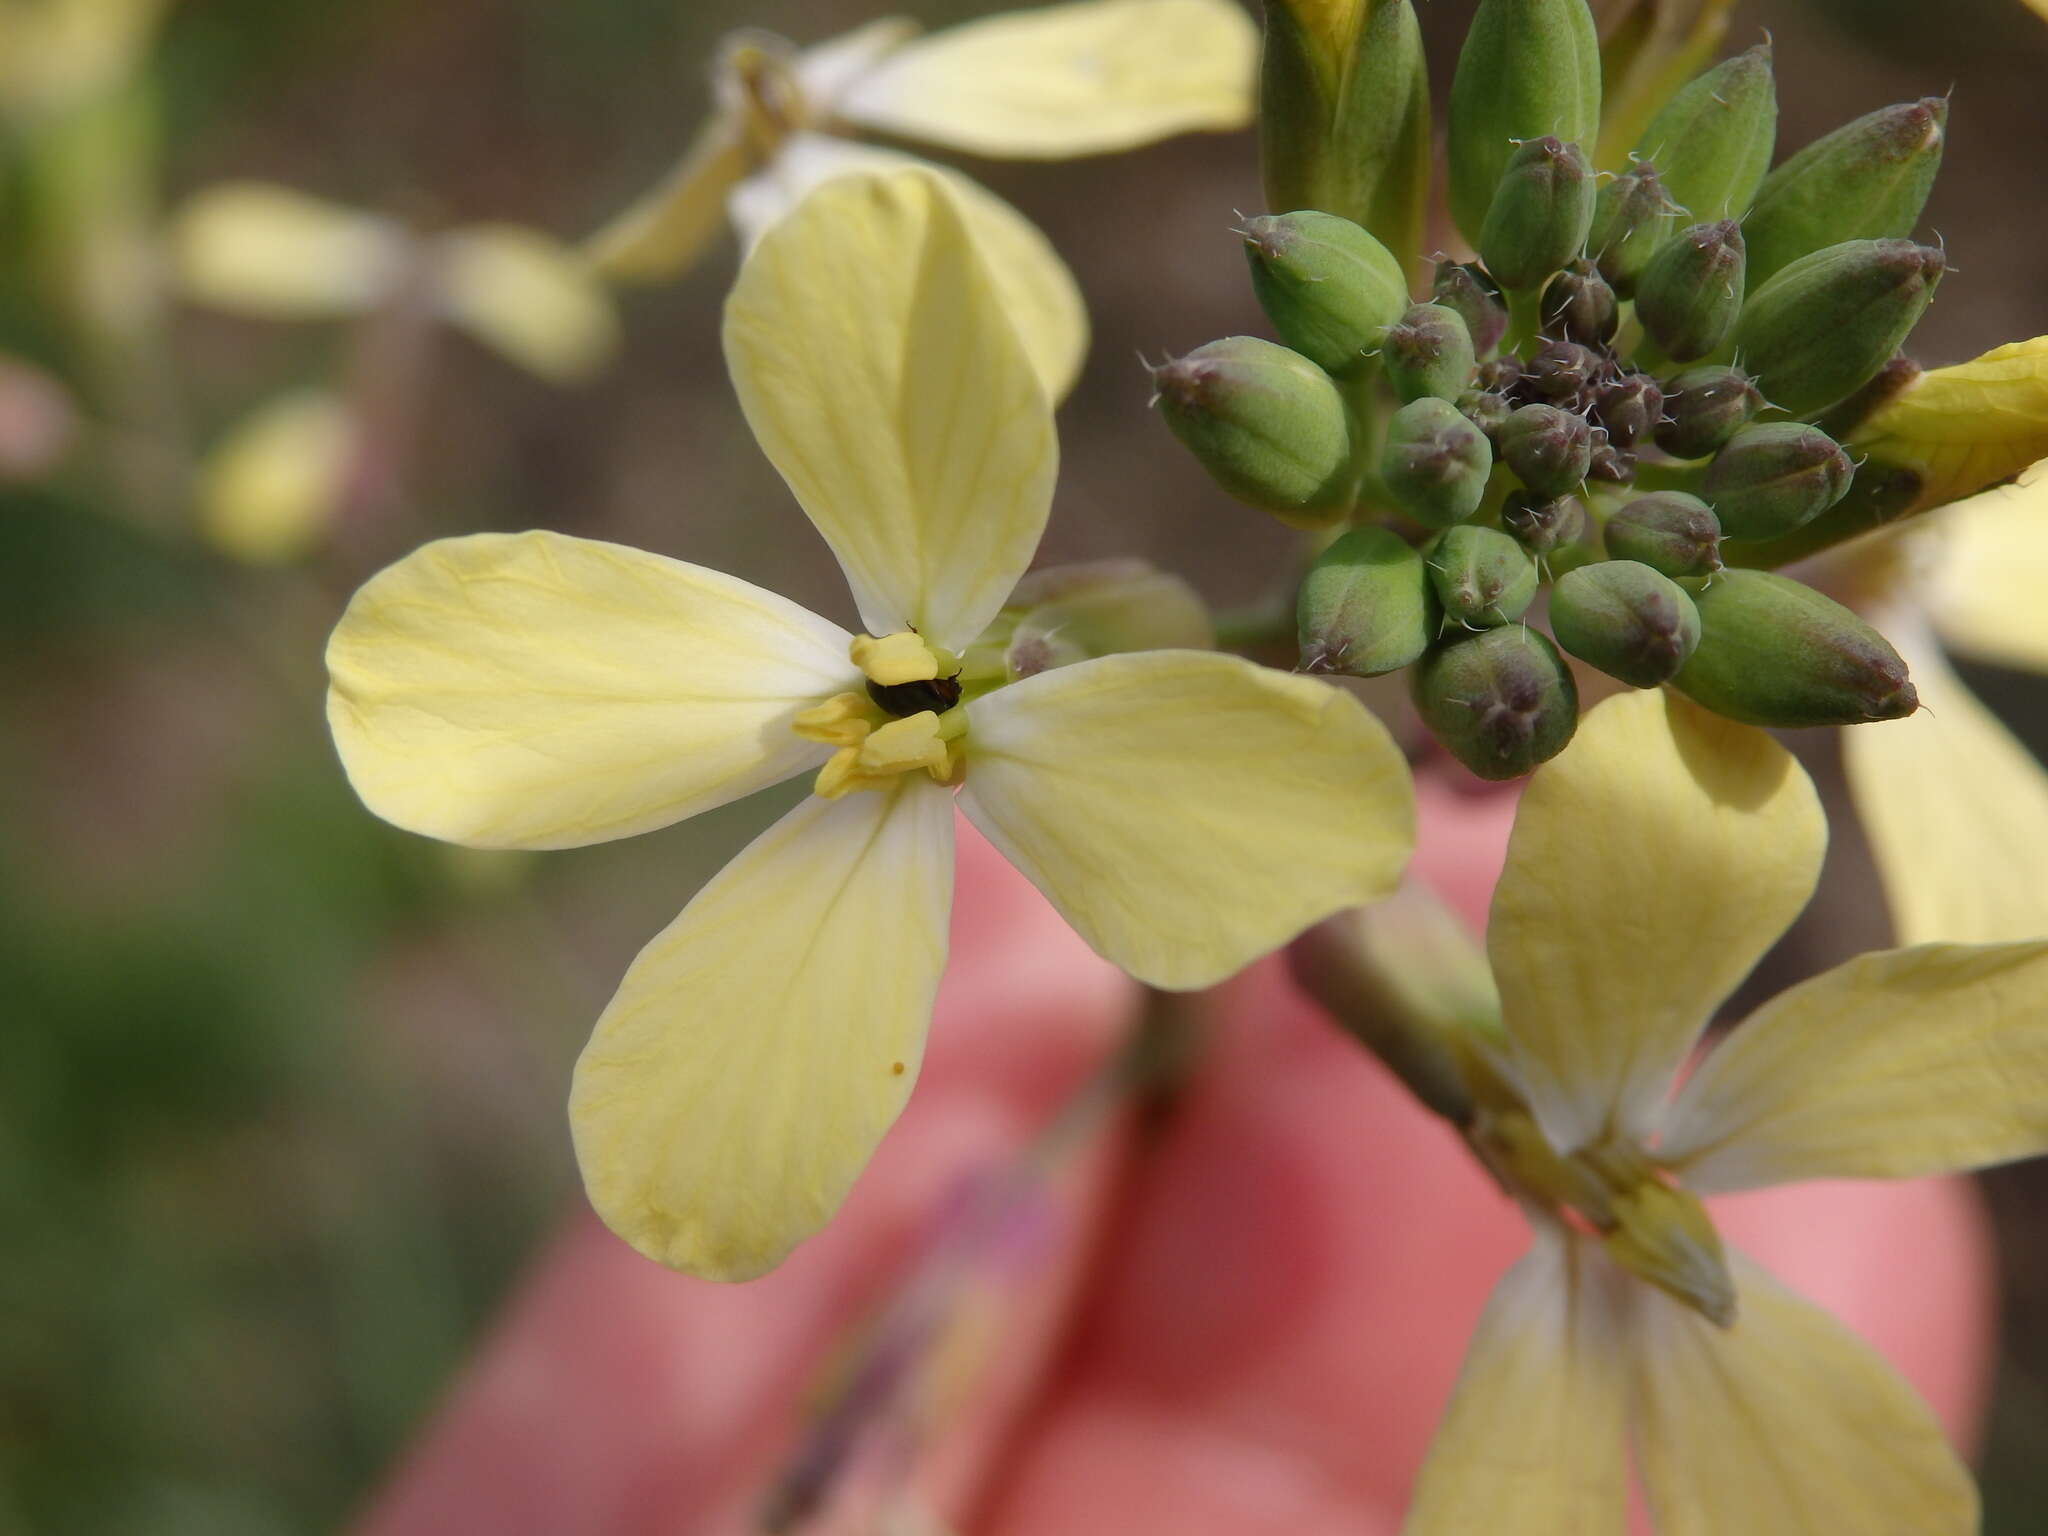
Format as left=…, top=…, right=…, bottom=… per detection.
left=3, top=1, right=2048, bottom=1531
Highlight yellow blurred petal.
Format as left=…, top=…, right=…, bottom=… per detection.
left=1658, top=939, right=2048, bottom=1192
left=1843, top=618, right=2048, bottom=944
left=1405, top=1228, right=1629, bottom=1536
left=582, top=108, right=752, bottom=284
left=725, top=168, right=1058, bottom=652
left=727, top=135, right=1087, bottom=402
left=326, top=530, right=854, bottom=850
left=834, top=0, right=1256, bottom=159
left=1851, top=336, right=2048, bottom=513
left=1630, top=1251, right=1976, bottom=1535
left=0, top=0, right=166, bottom=117
left=572, top=779, right=953, bottom=1279
left=1591, top=0, right=1737, bottom=167
left=438, top=224, right=620, bottom=384
left=172, top=181, right=404, bottom=318
left=1918, top=461, right=2048, bottom=671
left=957, top=651, right=1414, bottom=989
left=196, top=391, right=351, bottom=565
left=1490, top=690, right=1825, bottom=1152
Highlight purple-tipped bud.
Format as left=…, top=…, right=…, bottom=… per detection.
left=1702, top=422, right=1854, bottom=542
left=1381, top=395, right=1495, bottom=528
left=1655, top=366, right=1764, bottom=460
left=1541, top=259, right=1619, bottom=345
left=1525, top=340, right=1610, bottom=410
left=1433, top=261, right=1509, bottom=360
left=1636, top=220, right=1747, bottom=363
left=1501, top=491, right=1586, bottom=556
left=1588, top=162, right=1682, bottom=296
left=1383, top=302, right=1480, bottom=404
left=1673, top=570, right=1918, bottom=727
left=1596, top=372, right=1664, bottom=449
left=1152, top=337, right=1352, bottom=522
left=1606, top=492, right=1723, bottom=578
left=1551, top=560, right=1701, bottom=687
left=1479, top=136, right=1596, bottom=292
left=1736, top=239, right=1945, bottom=417
left=1457, top=388, right=1514, bottom=443
left=1242, top=210, right=1411, bottom=377
left=1587, top=439, right=1635, bottom=484
left=1499, top=403, right=1593, bottom=498
left=1428, top=524, right=1538, bottom=629
left=1413, top=625, right=1579, bottom=781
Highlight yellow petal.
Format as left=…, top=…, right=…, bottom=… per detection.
left=1657, top=939, right=2048, bottom=1192
left=956, top=651, right=1414, bottom=989
left=1850, top=336, right=2048, bottom=514
left=1918, top=460, right=2048, bottom=671
left=724, top=168, right=1059, bottom=651
left=1404, top=1227, right=1629, bottom=1536
left=171, top=181, right=404, bottom=318
left=1843, top=617, right=2048, bottom=944
left=196, top=390, right=352, bottom=565
left=1490, top=690, right=1825, bottom=1153
left=794, top=17, right=923, bottom=112
left=833, top=0, right=1256, bottom=159
left=437, top=225, right=620, bottom=384
left=570, top=778, right=954, bottom=1279
left=326, top=531, right=854, bottom=850
left=581, top=108, right=753, bottom=284
left=1630, top=1251, right=1977, bottom=1535
left=727, top=135, right=1087, bottom=402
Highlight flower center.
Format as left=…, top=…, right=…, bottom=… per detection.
left=791, top=632, right=969, bottom=800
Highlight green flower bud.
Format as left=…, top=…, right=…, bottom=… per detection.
left=1587, top=439, right=1634, bottom=485
left=1262, top=0, right=1432, bottom=277
left=1433, top=260, right=1509, bottom=360
left=1000, top=560, right=1215, bottom=680
left=1457, top=388, right=1513, bottom=442
left=1631, top=43, right=1778, bottom=224
left=1413, top=624, right=1579, bottom=780
left=1550, top=560, right=1701, bottom=687
left=1297, top=526, right=1436, bottom=677
left=1152, top=337, right=1352, bottom=523
left=1594, top=372, right=1663, bottom=449
left=1673, top=570, right=1917, bottom=727
left=1700, top=422, right=1853, bottom=542
left=1501, top=490, right=1586, bottom=556
left=1479, top=136, right=1597, bottom=292
left=1447, top=0, right=1601, bottom=244
left=1525, top=340, right=1606, bottom=410
left=1589, top=161, right=1682, bottom=297
left=1655, top=366, right=1765, bottom=460
left=1541, top=259, right=1618, bottom=345
left=1735, top=239, right=1945, bottom=417
left=1383, top=302, right=1478, bottom=404
left=1635, top=220, right=1746, bottom=364
left=1605, top=492, right=1722, bottom=578
left=1499, top=402, right=1592, bottom=497
left=1721, top=458, right=1923, bottom=570
left=1428, top=524, right=1538, bottom=629
left=1243, top=210, right=1410, bottom=377
left=1742, top=97, right=1948, bottom=288
left=1381, top=396, right=1494, bottom=527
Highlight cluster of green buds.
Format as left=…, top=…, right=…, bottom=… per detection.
left=1153, top=0, right=1952, bottom=779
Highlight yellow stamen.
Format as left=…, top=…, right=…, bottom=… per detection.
left=792, top=691, right=875, bottom=748
left=810, top=710, right=962, bottom=800
left=851, top=631, right=946, bottom=687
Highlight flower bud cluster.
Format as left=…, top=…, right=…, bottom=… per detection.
left=1152, top=0, right=1950, bottom=777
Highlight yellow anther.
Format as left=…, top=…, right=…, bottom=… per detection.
left=809, top=711, right=960, bottom=800
left=1600, top=1177, right=1737, bottom=1328
left=851, top=631, right=945, bottom=687
left=856, top=712, right=950, bottom=775
left=792, top=692, right=875, bottom=748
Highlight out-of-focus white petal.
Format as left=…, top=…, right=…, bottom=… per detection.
left=1843, top=615, right=2048, bottom=944
left=835, top=0, right=1257, bottom=159
left=1918, top=461, right=2048, bottom=673
left=196, top=391, right=352, bottom=565
left=172, top=181, right=405, bottom=318
left=438, top=224, right=620, bottom=384
left=570, top=778, right=955, bottom=1279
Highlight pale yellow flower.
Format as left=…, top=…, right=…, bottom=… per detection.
left=325, top=171, right=1414, bottom=1280
left=195, top=389, right=354, bottom=565
left=583, top=0, right=1259, bottom=400
left=171, top=182, right=619, bottom=384
left=1406, top=687, right=2048, bottom=1535
left=1834, top=340, right=2048, bottom=944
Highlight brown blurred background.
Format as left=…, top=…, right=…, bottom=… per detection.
left=3, top=1, right=2047, bottom=1530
